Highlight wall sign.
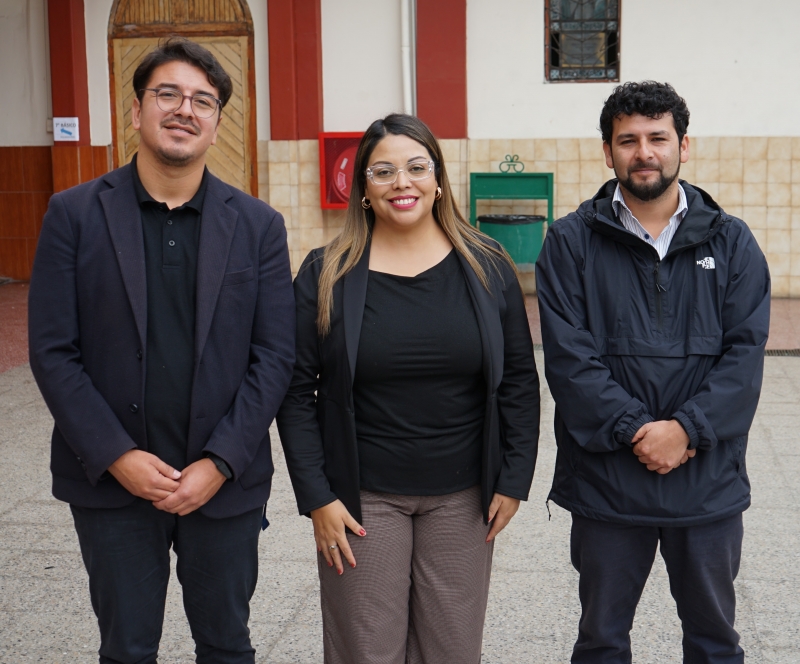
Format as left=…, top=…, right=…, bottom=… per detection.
left=53, top=117, right=80, bottom=142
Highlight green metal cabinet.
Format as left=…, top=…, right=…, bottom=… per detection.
left=469, top=172, right=554, bottom=226
left=469, top=171, right=554, bottom=267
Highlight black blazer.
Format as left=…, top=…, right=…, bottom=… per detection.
left=28, top=163, right=296, bottom=518
left=276, top=241, right=540, bottom=523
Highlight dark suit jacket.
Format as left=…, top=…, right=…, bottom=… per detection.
left=28, top=163, right=296, bottom=518
left=276, top=241, right=540, bottom=523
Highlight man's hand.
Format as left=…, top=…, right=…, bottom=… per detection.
left=632, top=420, right=695, bottom=474
left=108, top=449, right=182, bottom=500
left=152, top=458, right=226, bottom=516
left=486, top=493, right=521, bottom=542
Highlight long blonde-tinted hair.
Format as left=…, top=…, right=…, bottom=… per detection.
left=315, top=113, right=514, bottom=335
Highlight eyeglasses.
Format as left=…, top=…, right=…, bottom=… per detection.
left=366, top=160, right=435, bottom=185
left=140, top=88, right=221, bottom=118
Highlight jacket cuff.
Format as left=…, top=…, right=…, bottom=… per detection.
left=614, top=413, right=655, bottom=446
left=672, top=411, right=700, bottom=450
left=88, top=440, right=138, bottom=486
left=492, top=485, right=529, bottom=502
left=205, top=453, right=233, bottom=480
left=300, top=494, right=339, bottom=517
left=202, top=441, right=244, bottom=481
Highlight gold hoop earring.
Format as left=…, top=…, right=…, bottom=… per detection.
left=361, top=197, right=371, bottom=209
left=435, top=186, right=442, bottom=200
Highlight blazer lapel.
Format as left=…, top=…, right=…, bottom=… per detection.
left=195, top=176, right=237, bottom=362
left=100, top=165, right=147, bottom=347
left=342, top=241, right=371, bottom=386
left=457, top=252, right=504, bottom=392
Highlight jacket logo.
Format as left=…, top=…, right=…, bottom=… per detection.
left=697, top=257, right=716, bottom=270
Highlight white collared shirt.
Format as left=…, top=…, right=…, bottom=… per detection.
left=612, top=183, right=688, bottom=260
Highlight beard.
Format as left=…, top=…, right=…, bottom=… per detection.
left=617, top=160, right=680, bottom=202
left=155, top=145, right=193, bottom=167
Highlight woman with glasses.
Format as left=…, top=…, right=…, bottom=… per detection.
left=276, top=113, right=540, bottom=663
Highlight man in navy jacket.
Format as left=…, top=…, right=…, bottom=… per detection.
left=28, top=38, right=294, bottom=663
left=536, top=82, right=769, bottom=663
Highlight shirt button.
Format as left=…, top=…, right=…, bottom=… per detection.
left=129, top=404, right=139, bottom=413
left=136, top=349, right=142, bottom=360
left=167, top=220, right=173, bottom=225
left=168, top=240, right=176, bottom=247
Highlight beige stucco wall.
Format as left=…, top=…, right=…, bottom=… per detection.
left=468, top=0, right=800, bottom=138
left=0, top=0, right=51, bottom=146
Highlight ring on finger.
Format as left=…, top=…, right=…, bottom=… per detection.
left=329, top=544, right=338, bottom=551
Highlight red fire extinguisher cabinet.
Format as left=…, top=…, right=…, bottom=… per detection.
left=318, top=132, right=363, bottom=209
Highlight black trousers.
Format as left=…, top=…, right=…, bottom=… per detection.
left=71, top=498, right=262, bottom=664
left=570, top=512, right=744, bottom=664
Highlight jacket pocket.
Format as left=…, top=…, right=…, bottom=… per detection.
left=222, top=267, right=254, bottom=287
left=727, top=436, right=745, bottom=474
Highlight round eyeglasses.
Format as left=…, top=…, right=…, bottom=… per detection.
left=366, top=160, right=435, bottom=185
left=140, top=88, right=221, bottom=119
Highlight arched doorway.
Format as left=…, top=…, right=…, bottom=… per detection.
left=108, top=0, right=257, bottom=195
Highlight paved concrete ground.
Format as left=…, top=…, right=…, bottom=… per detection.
left=0, top=283, right=28, bottom=374
left=1, top=353, right=799, bottom=663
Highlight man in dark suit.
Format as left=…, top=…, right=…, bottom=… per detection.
left=28, top=37, right=295, bottom=663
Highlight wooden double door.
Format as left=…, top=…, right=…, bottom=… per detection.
left=109, top=1, right=256, bottom=194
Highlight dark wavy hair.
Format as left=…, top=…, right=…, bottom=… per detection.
left=132, top=37, right=233, bottom=109
left=599, top=81, right=690, bottom=144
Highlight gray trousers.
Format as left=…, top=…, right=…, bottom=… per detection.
left=318, top=486, right=494, bottom=664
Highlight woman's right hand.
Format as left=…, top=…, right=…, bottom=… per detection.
left=310, top=499, right=366, bottom=574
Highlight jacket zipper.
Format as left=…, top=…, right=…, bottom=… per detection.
left=653, top=259, right=666, bottom=330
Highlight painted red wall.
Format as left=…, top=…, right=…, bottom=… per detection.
left=48, top=0, right=110, bottom=195
left=416, top=0, right=468, bottom=139
left=268, top=0, right=324, bottom=140
left=48, top=0, right=91, bottom=148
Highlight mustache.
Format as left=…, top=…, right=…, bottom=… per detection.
left=629, top=161, right=661, bottom=172
left=161, top=116, right=200, bottom=133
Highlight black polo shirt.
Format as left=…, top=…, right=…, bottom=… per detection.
left=132, top=155, right=205, bottom=471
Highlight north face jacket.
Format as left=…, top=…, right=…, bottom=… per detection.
left=535, top=180, right=770, bottom=526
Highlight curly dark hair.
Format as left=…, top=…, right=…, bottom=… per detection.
left=133, top=36, right=233, bottom=109
left=599, top=81, right=690, bottom=144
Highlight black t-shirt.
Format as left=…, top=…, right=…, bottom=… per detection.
left=132, top=155, right=206, bottom=471
left=353, top=250, right=486, bottom=495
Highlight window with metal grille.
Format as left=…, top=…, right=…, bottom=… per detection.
left=546, top=0, right=620, bottom=82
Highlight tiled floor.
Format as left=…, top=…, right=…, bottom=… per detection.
left=1, top=284, right=798, bottom=376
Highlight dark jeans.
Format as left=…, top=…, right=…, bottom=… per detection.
left=570, top=512, right=744, bottom=664
left=71, top=498, right=262, bottom=664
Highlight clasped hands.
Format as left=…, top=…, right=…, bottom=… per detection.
left=108, top=449, right=226, bottom=516
left=632, top=419, right=696, bottom=474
